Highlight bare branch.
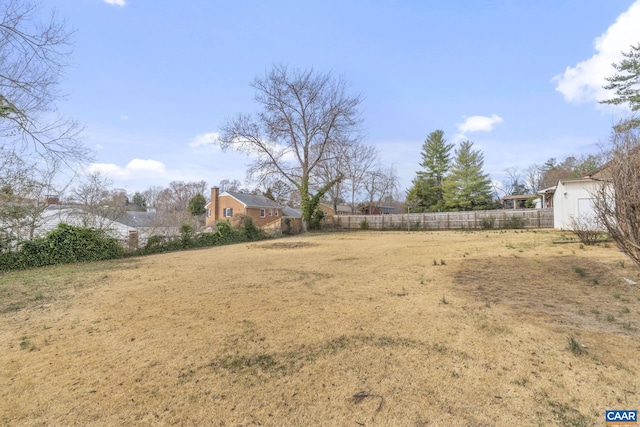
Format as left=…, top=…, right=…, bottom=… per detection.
left=592, top=122, right=640, bottom=266
left=0, top=0, right=86, bottom=163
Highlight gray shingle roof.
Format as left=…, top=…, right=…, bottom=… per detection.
left=282, top=206, right=302, bottom=218
left=119, top=212, right=159, bottom=228
left=224, top=191, right=282, bottom=209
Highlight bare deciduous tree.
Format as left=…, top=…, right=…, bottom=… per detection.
left=155, top=181, right=207, bottom=212
left=363, top=166, right=399, bottom=212
left=0, top=148, right=66, bottom=246
left=71, top=172, right=126, bottom=230
left=217, top=65, right=363, bottom=230
left=142, top=185, right=163, bottom=211
left=525, top=163, right=544, bottom=193
left=593, top=123, right=640, bottom=266
left=261, top=177, right=295, bottom=205
left=218, top=179, right=242, bottom=193
left=0, top=0, right=85, bottom=162
left=499, top=166, right=529, bottom=197
left=341, top=142, right=378, bottom=213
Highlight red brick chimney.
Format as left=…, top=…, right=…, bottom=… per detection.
left=206, top=187, right=219, bottom=226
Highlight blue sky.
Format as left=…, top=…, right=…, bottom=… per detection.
left=48, top=0, right=640, bottom=196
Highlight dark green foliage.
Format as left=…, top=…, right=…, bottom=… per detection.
left=180, top=224, right=195, bottom=247
left=130, top=192, right=147, bottom=211
left=600, top=43, right=640, bottom=113
left=407, top=130, right=453, bottom=212
left=309, top=208, right=326, bottom=230
left=406, top=176, right=442, bottom=212
left=525, top=196, right=539, bottom=209
left=442, top=141, right=494, bottom=211
left=137, top=218, right=267, bottom=256
left=0, top=223, right=124, bottom=271
left=0, top=215, right=271, bottom=270
left=360, top=219, right=369, bottom=230
left=187, top=193, right=207, bottom=216
left=236, top=215, right=263, bottom=240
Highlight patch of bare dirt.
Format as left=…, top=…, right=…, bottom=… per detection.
left=254, top=241, right=318, bottom=249
left=455, top=255, right=640, bottom=338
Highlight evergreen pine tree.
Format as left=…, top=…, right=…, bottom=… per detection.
left=406, top=130, right=453, bottom=211
left=442, top=141, right=494, bottom=210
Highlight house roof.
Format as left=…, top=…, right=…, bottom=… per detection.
left=556, top=176, right=597, bottom=186
left=502, top=194, right=533, bottom=200
left=119, top=211, right=160, bottom=228
left=223, top=191, right=282, bottom=209
left=282, top=206, right=302, bottom=218
left=537, top=186, right=556, bottom=195
left=320, top=203, right=351, bottom=213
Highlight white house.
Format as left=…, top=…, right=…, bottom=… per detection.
left=552, top=177, right=601, bottom=229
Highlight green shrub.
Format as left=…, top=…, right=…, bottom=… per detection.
left=309, top=209, right=325, bottom=231
left=481, top=216, right=495, bottom=230
left=180, top=224, right=195, bottom=247
left=236, top=215, right=263, bottom=240
left=360, top=219, right=369, bottom=230
left=504, top=215, right=525, bottom=229
left=216, top=220, right=234, bottom=237
left=525, top=196, right=539, bottom=209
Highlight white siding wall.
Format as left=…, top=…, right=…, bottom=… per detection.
left=553, top=179, right=599, bottom=229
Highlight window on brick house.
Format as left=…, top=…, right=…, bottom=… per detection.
left=223, top=207, right=233, bottom=217
left=260, top=209, right=265, bottom=217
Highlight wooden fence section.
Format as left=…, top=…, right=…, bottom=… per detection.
left=331, top=208, right=554, bottom=231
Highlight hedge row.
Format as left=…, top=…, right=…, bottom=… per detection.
left=0, top=223, right=124, bottom=271
left=0, top=218, right=268, bottom=271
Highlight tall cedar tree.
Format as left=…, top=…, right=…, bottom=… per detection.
left=406, top=130, right=453, bottom=212
left=442, top=141, right=494, bottom=210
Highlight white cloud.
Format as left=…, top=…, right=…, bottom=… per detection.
left=552, top=0, right=640, bottom=108
left=86, top=159, right=166, bottom=179
left=458, top=114, right=504, bottom=133
left=104, top=0, right=126, bottom=6
left=125, top=159, right=166, bottom=173
left=189, top=132, right=219, bottom=148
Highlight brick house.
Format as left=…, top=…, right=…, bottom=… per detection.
left=359, top=205, right=397, bottom=215
left=205, top=187, right=283, bottom=228
left=319, top=203, right=352, bottom=216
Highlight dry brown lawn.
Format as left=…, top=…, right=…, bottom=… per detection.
left=1, top=230, right=639, bottom=426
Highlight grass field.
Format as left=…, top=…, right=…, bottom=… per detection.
left=1, top=230, right=639, bottom=426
